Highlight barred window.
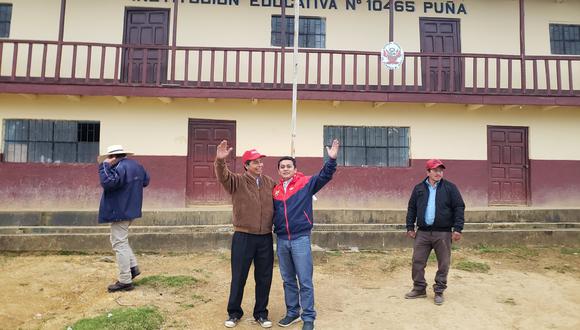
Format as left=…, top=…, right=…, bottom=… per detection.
left=0, top=4, right=12, bottom=38
left=550, top=24, right=580, bottom=55
left=323, top=126, right=410, bottom=167
left=3, top=119, right=100, bottom=163
left=271, top=15, right=326, bottom=48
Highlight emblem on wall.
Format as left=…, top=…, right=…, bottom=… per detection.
left=381, top=42, right=405, bottom=70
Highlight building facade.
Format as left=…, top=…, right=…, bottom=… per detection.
left=0, top=0, right=579, bottom=209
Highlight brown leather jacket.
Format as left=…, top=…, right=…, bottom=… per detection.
left=214, top=158, right=276, bottom=235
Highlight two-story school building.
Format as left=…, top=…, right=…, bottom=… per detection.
left=0, top=0, right=579, bottom=209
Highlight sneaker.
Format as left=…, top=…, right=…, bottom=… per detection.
left=131, top=266, right=141, bottom=279
left=278, top=315, right=301, bottom=327
left=404, top=289, right=427, bottom=299
left=224, top=316, right=240, bottom=328
left=107, top=281, right=134, bottom=293
left=302, top=321, right=315, bottom=330
left=255, top=316, right=272, bottom=328
left=434, top=293, right=444, bottom=305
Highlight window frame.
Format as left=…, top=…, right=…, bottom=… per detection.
left=271, top=15, right=326, bottom=49
left=549, top=23, right=580, bottom=55
left=0, top=3, right=12, bottom=38
left=2, top=119, right=101, bottom=164
left=323, top=125, right=410, bottom=168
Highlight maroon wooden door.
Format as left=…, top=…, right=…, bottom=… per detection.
left=488, top=126, right=530, bottom=205
left=420, top=18, right=461, bottom=92
left=122, top=8, right=169, bottom=84
left=186, top=119, right=236, bottom=204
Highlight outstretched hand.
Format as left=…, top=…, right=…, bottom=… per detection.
left=326, top=139, right=340, bottom=160
left=216, top=140, right=233, bottom=160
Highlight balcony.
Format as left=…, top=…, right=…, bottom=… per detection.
left=0, top=39, right=579, bottom=105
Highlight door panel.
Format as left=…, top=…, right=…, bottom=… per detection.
left=420, top=18, right=461, bottom=92
left=186, top=119, right=236, bottom=204
left=122, top=8, right=169, bottom=84
left=488, top=126, right=530, bottom=205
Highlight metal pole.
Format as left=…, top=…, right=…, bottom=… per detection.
left=519, top=0, right=526, bottom=92
left=290, top=1, right=300, bottom=157
left=389, top=0, right=394, bottom=42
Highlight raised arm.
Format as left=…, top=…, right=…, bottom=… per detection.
left=214, top=140, right=240, bottom=194
left=309, top=139, right=339, bottom=194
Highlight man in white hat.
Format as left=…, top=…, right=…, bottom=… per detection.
left=98, top=145, right=150, bottom=292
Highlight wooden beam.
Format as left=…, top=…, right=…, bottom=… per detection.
left=158, top=97, right=172, bottom=104
left=207, top=98, right=216, bottom=103
left=251, top=98, right=259, bottom=105
left=373, top=102, right=386, bottom=108
left=18, top=93, right=37, bottom=100
left=113, top=96, right=128, bottom=104
left=424, top=103, right=436, bottom=108
left=466, top=104, right=484, bottom=111
left=66, top=95, right=81, bottom=102
left=332, top=100, right=341, bottom=107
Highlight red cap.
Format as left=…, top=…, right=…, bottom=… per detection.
left=242, top=149, right=266, bottom=164
left=426, top=159, right=446, bottom=170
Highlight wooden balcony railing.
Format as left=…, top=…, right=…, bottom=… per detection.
left=1, top=39, right=579, bottom=98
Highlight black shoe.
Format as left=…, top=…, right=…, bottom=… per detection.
left=255, top=316, right=272, bottom=328
left=131, top=266, right=141, bottom=279
left=302, top=321, right=315, bottom=330
left=107, top=281, right=134, bottom=293
left=278, top=315, right=301, bottom=327
left=224, top=316, right=240, bottom=328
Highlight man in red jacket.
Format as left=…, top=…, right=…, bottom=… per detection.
left=272, top=140, right=339, bottom=330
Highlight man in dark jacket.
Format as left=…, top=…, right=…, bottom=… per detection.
left=405, top=159, right=465, bottom=305
left=98, top=145, right=149, bottom=293
left=215, top=140, right=276, bottom=329
left=272, top=139, right=339, bottom=330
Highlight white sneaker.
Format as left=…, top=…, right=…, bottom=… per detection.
left=256, top=317, right=273, bottom=328
left=224, top=316, right=239, bottom=328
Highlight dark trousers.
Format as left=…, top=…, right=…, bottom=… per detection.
left=227, top=231, right=274, bottom=320
left=412, top=230, right=452, bottom=294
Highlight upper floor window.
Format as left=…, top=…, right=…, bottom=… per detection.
left=0, top=4, right=12, bottom=38
left=271, top=15, right=326, bottom=48
left=550, top=24, right=580, bottom=55
left=323, top=126, right=410, bottom=167
left=3, top=119, right=100, bottom=163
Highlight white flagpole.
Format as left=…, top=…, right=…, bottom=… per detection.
left=290, top=0, right=300, bottom=157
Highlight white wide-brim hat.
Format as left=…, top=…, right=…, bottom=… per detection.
left=97, top=145, right=135, bottom=163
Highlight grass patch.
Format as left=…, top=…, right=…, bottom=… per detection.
left=67, top=306, right=163, bottom=330
left=544, top=264, right=574, bottom=274
left=134, top=275, right=198, bottom=288
left=455, top=260, right=490, bottom=273
left=428, top=253, right=437, bottom=263
left=192, top=294, right=212, bottom=304
left=476, top=244, right=512, bottom=254
left=325, top=250, right=342, bottom=257
left=560, top=247, right=580, bottom=255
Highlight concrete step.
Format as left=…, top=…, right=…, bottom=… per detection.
left=0, top=224, right=578, bottom=252
left=1, top=222, right=579, bottom=235
left=1, top=209, right=580, bottom=226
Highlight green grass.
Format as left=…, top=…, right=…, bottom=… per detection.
left=134, top=275, right=198, bottom=288
left=325, top=250, right=343, bottom=257
left=476, top=244, right=512, bottom=254
left=454, top=260, right=490, bottom=273
left=560, top=247, right=580, bottom=255
left=67, top=306, right=163, bottom=330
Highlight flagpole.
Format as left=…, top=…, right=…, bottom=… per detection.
left=290, top=0, right=300, bottom=157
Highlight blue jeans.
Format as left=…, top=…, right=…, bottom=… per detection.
left=276, top=235, right=316, bottom=322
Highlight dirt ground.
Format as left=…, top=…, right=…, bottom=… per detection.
left=1, top=247, right=579, bottom=330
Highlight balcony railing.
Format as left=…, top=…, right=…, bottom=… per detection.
left=1, top=39, right=579, bottom=98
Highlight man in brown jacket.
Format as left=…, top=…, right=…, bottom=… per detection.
left=215, top=140, right=276, bottom=329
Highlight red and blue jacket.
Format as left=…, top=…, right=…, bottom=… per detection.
left=273, top=158, right=337, bottom=240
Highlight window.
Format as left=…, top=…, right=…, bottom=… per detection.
left=3, top=119, right=100, bottom=163
left=550, top=24, right=580, bottom=55
left=271, top=15, right=326, bottom=48
left=323, top=126, right=410, bottom=167
left=0, top=4, right=12, bottom=38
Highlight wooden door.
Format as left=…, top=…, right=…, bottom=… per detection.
left=420, top=18, right=462, bottom=92
left=186, top=119, right=236, bottom=204
left=488, top=126, right=530, bottom=205
left=122, top=8, right=169, bottom=84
